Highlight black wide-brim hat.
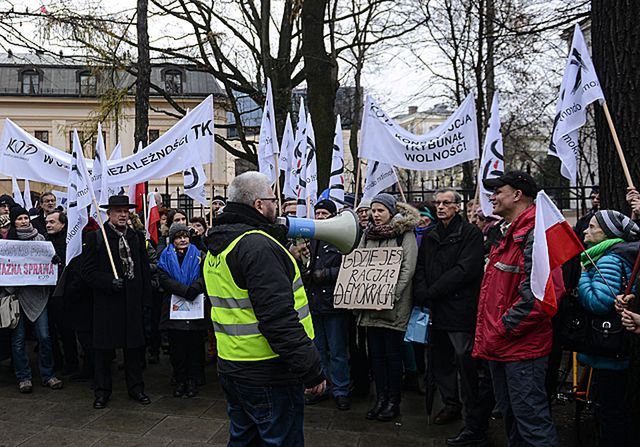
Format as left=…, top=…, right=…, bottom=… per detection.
left=100, top=195, right=138, bottom=209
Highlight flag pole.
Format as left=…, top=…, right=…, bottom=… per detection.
left=602, top=101, right=634, bottom=188
left=393, top=167, right=407, bottom=202
left=91, top=198, right=119, bottom=280
left=274, top=156, right=282, bottom=211
left=354, top=157, right=362, bottom=200
left=142, top=193, right=147, bottom=227
left=582, top=250, right=617, bottom=299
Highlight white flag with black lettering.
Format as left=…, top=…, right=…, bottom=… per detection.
left=296, top=114, right=317, bottom=218
left=257, top=79, right=279, bottom=184
left=329, top=115, right=345, bottom=206
left=360, top=94, right=479, bottom=170
left=66, top=130, right=95, bottom=265
left=362, top=161, right=398, bottom=200
left=279, top=113, right=296, bottom=198
left=23, top=179, right=33, bottom=210
left=549, top=24, right=605, bottom=185
left=478, top=93, right=504, bottom=216
left=290, top=100, right=307, bottom=200
left=91, top=123, right=109, bottom=222
left=183, top=164, right=208, bottom=206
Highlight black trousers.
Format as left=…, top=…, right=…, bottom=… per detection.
left=431, top=329, right=494, bottom=433
left=367, top=327, right=404, bottom=399
left=94, top=347, right=145, bottom=398
left=76, top=330, right=94, bottom=377
left=595, top=368, right=631, bottom=446
left=349, top=317, right=370, bottom=394
left=169, top=330, right=205, bottom=384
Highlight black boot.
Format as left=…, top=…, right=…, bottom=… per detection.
left=185, top=380, right=198, bottom=398
left=173, top=383, right=186, bottom=398
left=365, top=393, right=387, bottom=420
left=377, top=394, right=400, bottom=422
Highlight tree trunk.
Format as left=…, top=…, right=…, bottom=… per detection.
left=591, top=0, right=640, bottom=210
left=134, top=0, right=150, bottom=152
left=302, top=0, right=338, bottom=190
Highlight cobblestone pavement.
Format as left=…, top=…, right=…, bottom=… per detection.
left=0, top=352, right=591, bottom=446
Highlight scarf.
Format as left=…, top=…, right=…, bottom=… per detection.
left=158, top=243, right=201, bottom=286
left=365, top=222, right=397, bottom=241
left=16, top=224, right=38, bottom=240
left=580, top=237, right=624, bottom=270
left=107, top=222, right=135, bottom=279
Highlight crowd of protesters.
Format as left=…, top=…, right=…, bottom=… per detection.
left=1, top=171, right=640, bottom=446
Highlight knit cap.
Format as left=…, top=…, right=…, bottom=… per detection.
left=594, top=210, right=640, bottom=242
left=169, top=223, right=190, bottom=242
left=9, top=206, right=29, bottom=226
left=371, top=193, right=397, bottom=215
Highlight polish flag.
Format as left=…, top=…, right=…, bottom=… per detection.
left=128, top=183, right=146, bottom=213
left=531, top=190, right=584, bottom=316
left=146, top=193, right=160, bottom=244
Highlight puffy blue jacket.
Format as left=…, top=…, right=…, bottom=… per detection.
left=577, top=249, right=632, bottom=370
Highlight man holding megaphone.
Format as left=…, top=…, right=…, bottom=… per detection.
left=203, top=172, right=325, bottom=446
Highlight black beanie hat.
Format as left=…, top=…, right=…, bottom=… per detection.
left=9, top=206, right=29, bottom=226
left=314, top=199, right=337, bottom=216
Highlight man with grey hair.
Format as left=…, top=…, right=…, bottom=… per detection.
left=413, top=188, right=493, bottom=446
left=203, top=171, right=325, bottom=446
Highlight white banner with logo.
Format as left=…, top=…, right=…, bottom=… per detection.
left=0, top=95, right=215, bottom=187
left=0, top=240, right=58, bottom=286
left=360, top=94, right=479, bottom=171
left=362, top=161, right=398, bottom=200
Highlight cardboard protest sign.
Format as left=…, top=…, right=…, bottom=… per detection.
left=0, top=240, right=58, bottom=286
left=333, top=247, right=403, bottom=310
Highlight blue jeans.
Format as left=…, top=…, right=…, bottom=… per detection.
left=312, top=313, right=350, bottom=397
left=11, top=307, right=54, bottom=382
left=219, top=374, right=304, bottom=447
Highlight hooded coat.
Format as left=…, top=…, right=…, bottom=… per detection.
left=356, top=202, right=419, bottom=332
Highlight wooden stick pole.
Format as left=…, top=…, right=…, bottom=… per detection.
left=92, top=197, right=119, bottom=279
left=354, top=157, right=362, bottom=200
left=208, top=197, right=214, bottom=228
left=393, top=167, right=407, bottom=203
left=274, top=155, right=282, bottom=211
left=602, top=101, right=634, bottom=188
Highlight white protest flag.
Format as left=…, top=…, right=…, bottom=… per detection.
left=279, top=113, right=296, bottom=198
left=296, top=114, right=318, bottom=218
left=183, top=164, right=208, bottom=206
left=105, top=143, right=123, bottom=199
left=478, top=92, right=504, bottom=216
left=128, top=142, right=144, bottom=207
left=0, top=95, right=215, bottom=187
left=23, top=179, right=33, bottom=210
left=91, top=123, right=109, bottom=221
left=66, top=130, right=95, bottom=265
left=257, top=79, right=279, bottom=183
left=360, top=94, right=479, bottom=170
left=549, top=24, right=605, bottom=185
left=362, top=161, right=398, bottom=200
left=329, top=115, right=345, bottom=206
left=290, top=99, right=307, bottom=199
left=11, top=176, right=24, bottom=207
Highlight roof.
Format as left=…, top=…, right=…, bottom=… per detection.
left=0, top=52, right=224, bottom=98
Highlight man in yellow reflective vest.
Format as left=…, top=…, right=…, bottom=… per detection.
left=204, top=172, right=325, bottom=446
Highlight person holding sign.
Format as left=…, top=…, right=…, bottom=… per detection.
left=82, top=195, right=153, bottom=410
left=357, top=193, right=419, bottom=422
left=157, top=223, right=207, bottom=399
left=6, top=206, right=63, bottom=393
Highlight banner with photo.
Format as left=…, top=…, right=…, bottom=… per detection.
left=360, top=94, right=479, bottom=171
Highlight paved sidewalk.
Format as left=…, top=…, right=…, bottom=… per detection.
left=0, top=353, right=588, bottom=446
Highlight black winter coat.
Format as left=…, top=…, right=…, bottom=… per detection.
left=305, top=239, right=343, bottom=315
left=82, top=225, right=152, bottom=349
left=206, top=202, right=323, bottom=388
left=413, top=214, right=484, bottom=331
left=158, top=250, right=208, bottom=332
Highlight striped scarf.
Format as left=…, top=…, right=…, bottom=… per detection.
left=107, top=222, right=135, bottom=279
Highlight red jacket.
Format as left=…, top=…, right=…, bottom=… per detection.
left=473, top=205, right=559, bottom=362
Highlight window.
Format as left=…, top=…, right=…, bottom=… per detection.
left=164, top=69, right=183, bottom=94
left=21, top=70, right=40, bottom=94
left=78, top=71, right=97, bottom=96
left=149, top=129, right=160, bottom=142
left=34, top=130, right=49, bottom=144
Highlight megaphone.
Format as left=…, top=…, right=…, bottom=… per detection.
left=276, top=209, right=361, bottom=254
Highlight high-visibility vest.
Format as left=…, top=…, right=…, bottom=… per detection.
left=203, top=230, right=314, bottom=361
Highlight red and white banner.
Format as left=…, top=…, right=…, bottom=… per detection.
left=0, top=240, right=58, bottom=286
left=531, top=190, right=583, bottom=315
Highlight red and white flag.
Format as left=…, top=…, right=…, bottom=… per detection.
left=531, top=190, right=584, bottom=315
left=146, top=193, right=160, bottom=244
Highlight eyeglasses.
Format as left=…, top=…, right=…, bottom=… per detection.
left=259, top=197, right=278, bottom=203
left=43, top=199, right=56, bottom=204
left=434, top=200, right=458, bottom=207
